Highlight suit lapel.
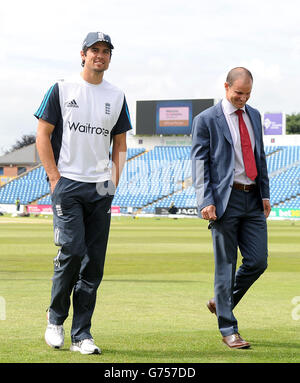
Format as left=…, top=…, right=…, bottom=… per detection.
left=245, top=105, right=261, bottom=155
left=215, top=102, right=233, bottom=145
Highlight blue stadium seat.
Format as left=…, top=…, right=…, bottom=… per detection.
left=0, top=146, right=299, bottom=211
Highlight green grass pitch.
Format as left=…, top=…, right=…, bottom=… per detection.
left=0, top=215, right=299, bottom=363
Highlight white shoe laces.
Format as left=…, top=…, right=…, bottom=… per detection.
left=76, top=338, right=95, bottom=347
left=47, top=323, right=64, bottom=334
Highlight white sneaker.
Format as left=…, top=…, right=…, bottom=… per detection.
left=70, top=338, right=101, bottom=355
left=45, top=311, right=64, bottom=349
left=45, top=323, right=64, bottom=349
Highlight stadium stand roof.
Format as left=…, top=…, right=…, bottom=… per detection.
left=0, top=144, right=40, bottom=166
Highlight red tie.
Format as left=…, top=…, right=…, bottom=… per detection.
left=235, top=109, right=257, bottom=181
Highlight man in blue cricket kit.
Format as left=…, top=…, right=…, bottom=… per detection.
left=35, top=31, right=132, bottom=354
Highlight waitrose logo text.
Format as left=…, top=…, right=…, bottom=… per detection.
left=68, top=121, right=109, bottom=136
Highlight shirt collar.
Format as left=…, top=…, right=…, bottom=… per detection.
left=222, top=98, right=246, bottom=115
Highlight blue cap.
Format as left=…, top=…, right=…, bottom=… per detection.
left=82, top=32, right=114, bottom=50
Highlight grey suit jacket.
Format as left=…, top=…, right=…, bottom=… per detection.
left=191, top=101, right=270, bottom=219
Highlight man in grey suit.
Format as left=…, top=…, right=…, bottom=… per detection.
left=191, top=67, right=271, bottom=349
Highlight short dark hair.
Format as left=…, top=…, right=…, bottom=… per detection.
left=81, top=45, right=112, bottom=67
left=226, top=67, right=253, bottom=86
left=81, top=46, right=89, bottom=67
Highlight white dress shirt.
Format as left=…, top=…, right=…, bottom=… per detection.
left=221, top=98, right=256, bottom=185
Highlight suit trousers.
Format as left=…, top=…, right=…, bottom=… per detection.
left=210, top=187, right=268, bottom=336
left=49, top=177, right=113, bottom=342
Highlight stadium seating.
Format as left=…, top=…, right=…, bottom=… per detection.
left=113, top=146, right=191, bottom=211
left=116, top=145, right=300, bottom=213
left=0, top=166, right=48, bottom=205
left=266, top=146, right=300, bottom=207
left=0, top=145, right=299, bottom=212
